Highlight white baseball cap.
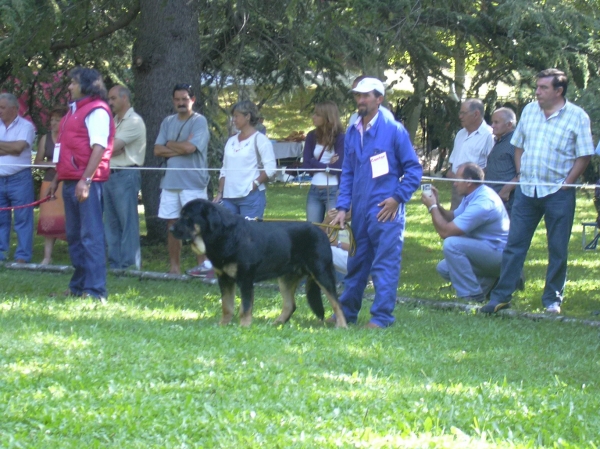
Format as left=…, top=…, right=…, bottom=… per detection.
left=352, top=77, right=385, bottom=96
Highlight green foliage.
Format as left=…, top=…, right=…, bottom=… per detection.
left=0, top=0, right=138, bottom=127
left=2, top=0, right=600, bottom=140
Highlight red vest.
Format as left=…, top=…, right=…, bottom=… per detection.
left=56, top=96, right=115, bottom=181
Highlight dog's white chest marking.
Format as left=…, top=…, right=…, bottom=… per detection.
left=214, top=263, right=238, bottom=278
left=191, top=237, right=206, bottom=255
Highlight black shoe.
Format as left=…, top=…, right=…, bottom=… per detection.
left=479, top=300, right=511, bottom=314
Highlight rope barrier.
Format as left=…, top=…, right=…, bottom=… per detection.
left=0, top=195, right=51, bottom=212
left=7, top=162, right=598, bottom=190
left=422, top=175, right=598, bottom=190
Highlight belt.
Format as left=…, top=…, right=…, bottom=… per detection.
left=110, top=165, right=138, bottom=174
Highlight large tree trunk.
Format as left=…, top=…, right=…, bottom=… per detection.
left=453, top=33, right=467, bottom=101
left=132, top=0, right=201, bottom=243
left=403, top=77, right=426, bottom=143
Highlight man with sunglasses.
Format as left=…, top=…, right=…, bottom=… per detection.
left=154, top=84, right=211, bottom=276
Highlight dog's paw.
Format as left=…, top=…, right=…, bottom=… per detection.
left=335, top=316, right=348, bottom=329
left=219, top=315, right=234, bottom=326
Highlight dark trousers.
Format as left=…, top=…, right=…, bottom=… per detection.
left=63, top=180, right=107, bottom=298
left=490, top=187, right=576, bottom=307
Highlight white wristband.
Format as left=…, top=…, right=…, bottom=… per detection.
left=428, top=204, right=438, bottom=213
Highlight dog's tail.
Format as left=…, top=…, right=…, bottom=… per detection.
left=305, top=276, right=325, bottom=320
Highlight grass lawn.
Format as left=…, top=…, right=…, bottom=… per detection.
left=1, top=181, right=600, bottom=447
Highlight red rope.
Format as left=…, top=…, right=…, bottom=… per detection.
left=0, top=195, right=52, bottom=212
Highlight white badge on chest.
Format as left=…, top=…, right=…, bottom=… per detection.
left=52, top=143, right=61, bottom=163
left=370, top=152, right=389, bottom=178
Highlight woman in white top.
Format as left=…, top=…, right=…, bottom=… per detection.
left=213, top=101, right=276, bottom=219
left=302, top=101, right=345, bottom=223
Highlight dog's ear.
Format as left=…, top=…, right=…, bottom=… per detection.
left=199, top=202, right=224, bottom=234
left=204, top=202, right=239, bottom=234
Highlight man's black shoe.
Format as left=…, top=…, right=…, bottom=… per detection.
left=479, top=300, right=511, bottom=314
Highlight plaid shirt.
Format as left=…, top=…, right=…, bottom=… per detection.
left=511, top=100, right=594, bottom=198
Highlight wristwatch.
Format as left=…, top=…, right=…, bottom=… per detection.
left=253, top=179, right=260, bottom=188
left=82, top=177, right=92, bottom=186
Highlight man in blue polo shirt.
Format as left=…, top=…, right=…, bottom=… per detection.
left=422, top=162, right=509, bottom=302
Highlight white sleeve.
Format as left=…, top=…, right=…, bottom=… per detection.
left=257, top=134, right=277, bottom=178
left=84, top=109, right=111, bottom=149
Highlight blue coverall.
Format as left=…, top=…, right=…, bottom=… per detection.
left=336, top=112, right=422, bottom=327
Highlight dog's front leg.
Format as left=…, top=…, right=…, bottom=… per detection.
left=218, top=276, right=236, bottom=325
left=238, top=281, right=254, bottom=327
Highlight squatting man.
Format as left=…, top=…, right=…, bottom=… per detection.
left=421, top=162, right=509, bottom=302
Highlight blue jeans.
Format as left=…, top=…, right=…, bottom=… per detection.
left=63, top=180, right=107, bottom=298
left=490, top=187, right=576, bottom=307
left=436, top=236, right=503, bottom=297
left=0, top=169, right=34, bottom=262
left=306, top=184, right=338, bottom=223
left=222, top=188, right=266, bottom=219
left=103, top=169, right=141, bottom=269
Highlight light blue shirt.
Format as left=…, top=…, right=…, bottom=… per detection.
left=511, top=100, right=594, bottom=198
left=453, top=185, right=510, bottom=251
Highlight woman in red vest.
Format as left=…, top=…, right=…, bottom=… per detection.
left=50, top=67, right=115, bottom=303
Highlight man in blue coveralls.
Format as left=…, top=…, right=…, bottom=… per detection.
left=330, top=77, right=422, bottom=328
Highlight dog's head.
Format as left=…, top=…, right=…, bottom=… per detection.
left=170, top=199, right=228, bottom=256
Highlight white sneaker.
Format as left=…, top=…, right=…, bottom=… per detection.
left=186, top=260, right=213, bottom=277
left=545, top=302, right=561, bottom=314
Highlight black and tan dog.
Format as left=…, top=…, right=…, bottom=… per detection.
left=170, top=199, right=347, bottom=328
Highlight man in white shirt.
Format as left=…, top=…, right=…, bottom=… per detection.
left=0, top=93, right=35, bottom=263
left=447, top=99, right=494, bottom=209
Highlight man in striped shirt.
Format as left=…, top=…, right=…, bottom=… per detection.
left=481, top=69, right=594, bottom=314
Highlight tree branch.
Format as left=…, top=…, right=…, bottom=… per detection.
left=50, top=0, right=140, bottom=52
